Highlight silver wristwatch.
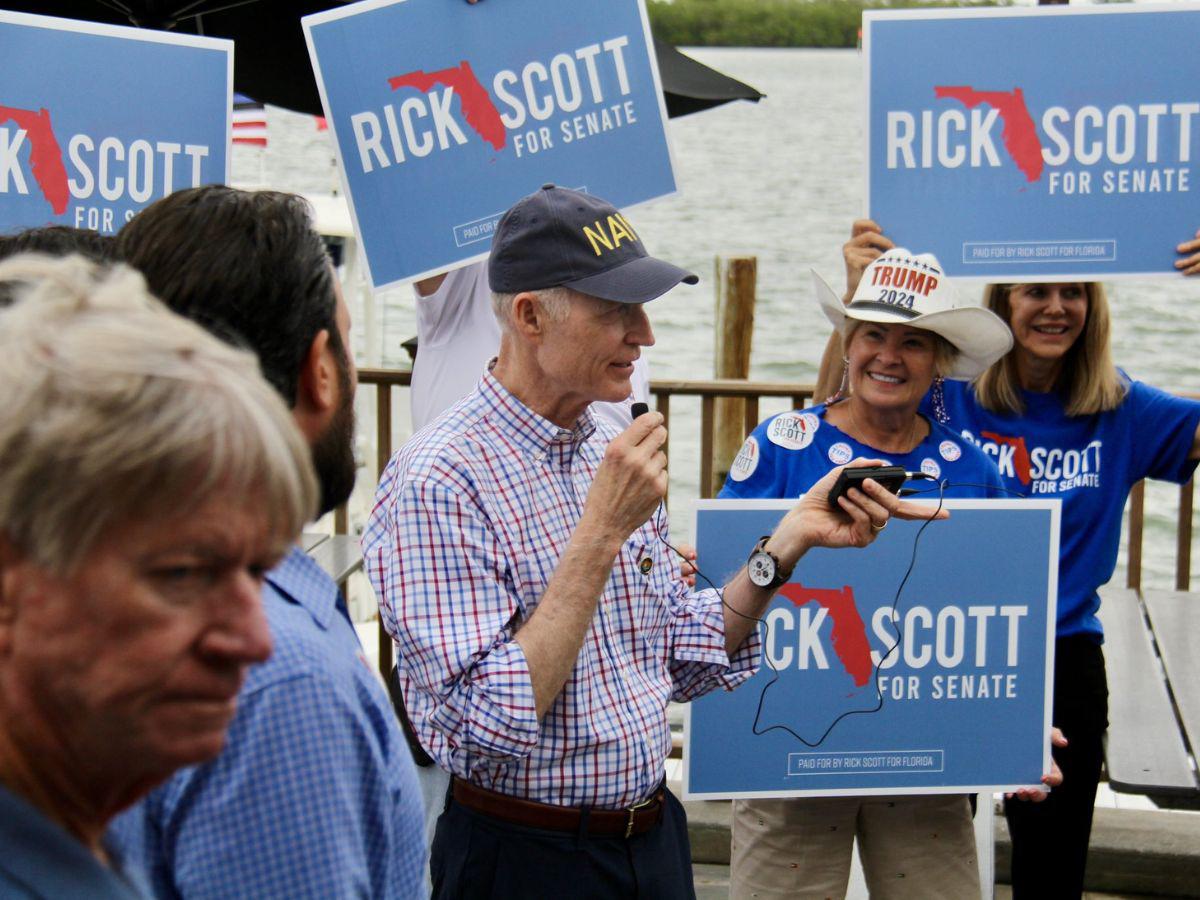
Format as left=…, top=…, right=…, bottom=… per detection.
left=746, top=535, right=793, bottom=590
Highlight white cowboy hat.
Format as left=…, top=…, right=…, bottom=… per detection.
left=811, top=248, right=1013, bottom=380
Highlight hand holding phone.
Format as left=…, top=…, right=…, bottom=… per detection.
left=826, top=465, right=907, bottom=511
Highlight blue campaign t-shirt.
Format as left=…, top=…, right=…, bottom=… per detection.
left=719, top=403, right=1004, bottom=503
left=927, top=377, right=1200, bottom=641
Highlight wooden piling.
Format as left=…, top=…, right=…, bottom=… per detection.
left=711, top=256, right=757, bottom=496
left=1127, top=480, right=1144, bottom=591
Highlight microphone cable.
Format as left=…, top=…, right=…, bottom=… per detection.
left=654, top=475, right=952, bottom=747
left=629, top=403, right=1015, bottom=744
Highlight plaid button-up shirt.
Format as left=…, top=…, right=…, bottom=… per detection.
left=363, top=371, right=759, bottom=809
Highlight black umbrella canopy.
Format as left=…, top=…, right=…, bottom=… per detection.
left=7, top=1, right=762, bottom=118
left=653, top=37, right=763, bottom=118
left=5, top=1, right=340, bottom=115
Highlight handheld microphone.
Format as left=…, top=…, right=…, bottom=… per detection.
left=631, top=401, right=649, bottom=419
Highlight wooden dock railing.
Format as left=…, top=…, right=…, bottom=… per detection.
left=347, top=368, right=1197, bottom=670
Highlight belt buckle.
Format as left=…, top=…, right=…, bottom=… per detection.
left=623, top=794, right=656, bottom=839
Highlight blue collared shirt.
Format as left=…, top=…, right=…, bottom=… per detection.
left=111, top=546, right=425, bottom=899
left=0, top=784, right=148, bottom=899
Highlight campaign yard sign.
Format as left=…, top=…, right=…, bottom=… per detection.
left=0, top=11, right=230, bottom=235
left=684, top=500, right=1058, bottom=799
left=865, top=5, right=1200, bottom=281
left=304, top=0, right=677, bottom=290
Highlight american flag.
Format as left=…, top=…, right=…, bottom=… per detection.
left=232, top=93, right=267, bottom=147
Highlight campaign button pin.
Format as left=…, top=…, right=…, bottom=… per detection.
left=767, top=411, right=819, bottom=451
left=730, top=436, right=760, bottom=481
left=828, top=442, right=853, bottom=465
left=939, top=440, right=962, bottom=462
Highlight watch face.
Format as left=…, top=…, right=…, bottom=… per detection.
left=748, top=551, right=775, bottom=588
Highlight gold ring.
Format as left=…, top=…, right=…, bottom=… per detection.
left=870, top=520, right=887, bottom=532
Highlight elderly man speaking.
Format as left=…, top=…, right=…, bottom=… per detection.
left=364, top=185, right=920, bottom=899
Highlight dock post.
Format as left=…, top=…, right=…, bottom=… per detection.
left=712, top=255, right=757, bottom=496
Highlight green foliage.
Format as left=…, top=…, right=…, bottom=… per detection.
left=649, top=0, right=1009, bottom=48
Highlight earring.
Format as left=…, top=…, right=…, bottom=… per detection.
left=825, top=358, right=850, bottom=405
left=932, top=375, right=949, bottom=425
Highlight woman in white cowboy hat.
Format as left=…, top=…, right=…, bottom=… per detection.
left=819, top=221, right=1200, bottom=900
left=719, top=249, right=1021, bottom=900
left=723, top=248, right=1011, bottom=506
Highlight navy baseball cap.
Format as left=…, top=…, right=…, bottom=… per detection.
left=488, top=184, right=698, bottom=303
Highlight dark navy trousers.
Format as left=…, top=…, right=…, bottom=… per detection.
left=430, top=787, right=696, bottom=899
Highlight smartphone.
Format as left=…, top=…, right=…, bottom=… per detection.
left=826, top=465, right=908, bottom=511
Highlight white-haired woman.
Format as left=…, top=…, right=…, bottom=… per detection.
left=0, top=255, right=316, bottom=897
left=721, top=249, right=1016, bottom=899
left=820, top=222, right=1200, bottom=899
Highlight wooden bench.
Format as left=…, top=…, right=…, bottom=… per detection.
left=1098, top=586, right=1200, bottom=806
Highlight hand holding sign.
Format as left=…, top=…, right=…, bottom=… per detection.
left=1176, top=227, right=1200, bottom=276
left=842, top=220, right=894, bottom=301
left=1007, top=727, right=1067, bottom=802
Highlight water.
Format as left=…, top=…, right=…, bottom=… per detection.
left=233, top=47, right=1200, bottom=590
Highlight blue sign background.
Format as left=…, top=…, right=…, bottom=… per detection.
left=305, top=0, right=676, bottom=289
left=685, top=500, right=1057, bottom=798
left=0, top=13, right=229, bottom=235
left=866, top=6, right=1200, bottom=280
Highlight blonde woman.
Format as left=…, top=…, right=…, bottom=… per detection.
left=822, top=221, right=1200, bottom=899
